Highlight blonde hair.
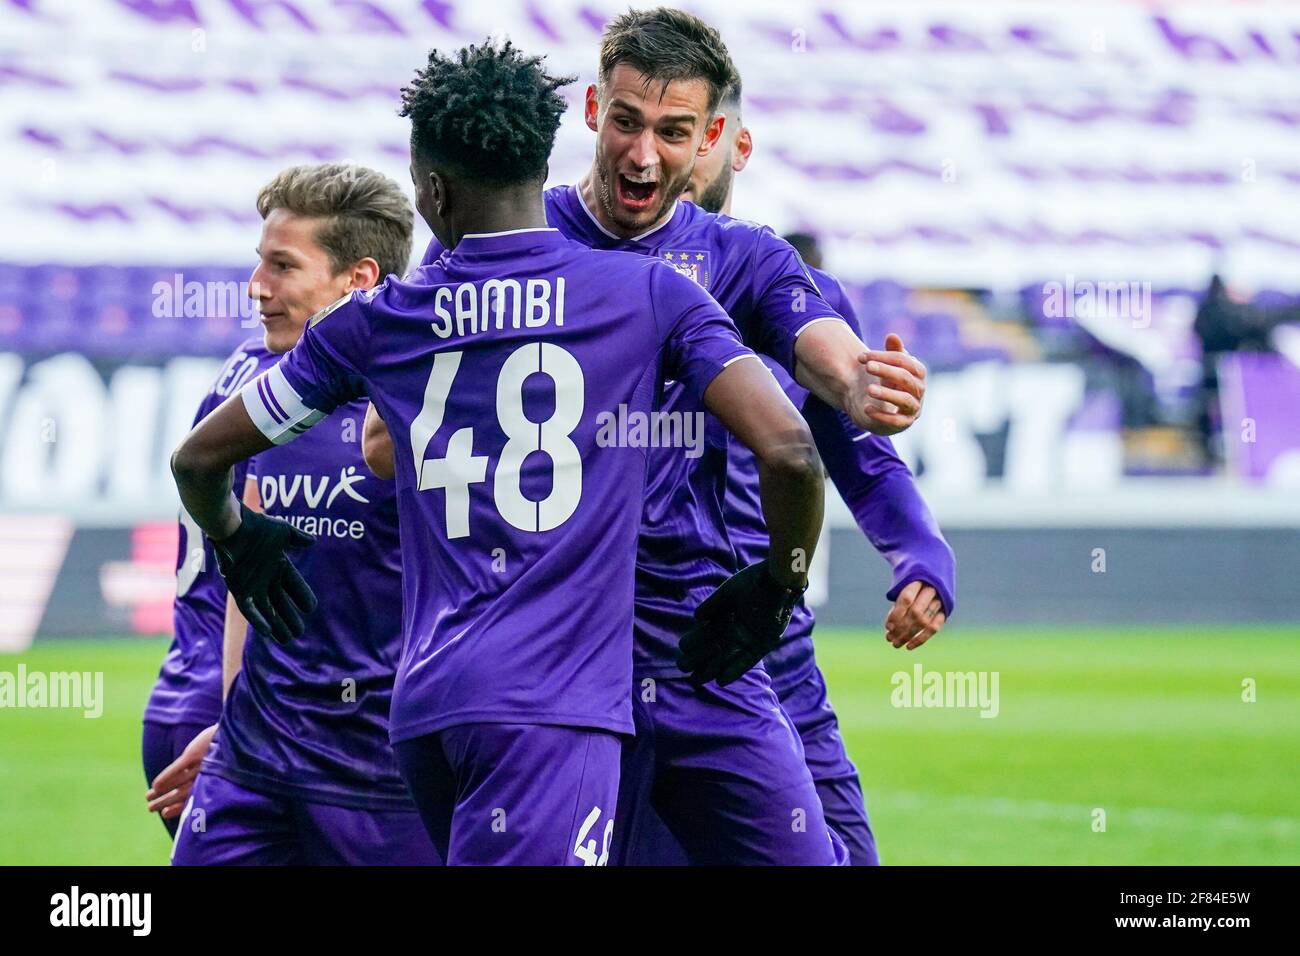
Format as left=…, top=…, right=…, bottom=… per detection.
left=256, top=163, right=414, bottom=280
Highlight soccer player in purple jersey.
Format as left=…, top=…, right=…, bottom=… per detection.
left=169, top=42, right=831, bottom=866
left=142, top=337, right=278, bottom=836
left=151, top=163, right=439, bottom=864
left=364, top=9, right=929, bottom=865
left=633, top=79, right=956, bottom=866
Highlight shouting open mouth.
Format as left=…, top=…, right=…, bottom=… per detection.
left=615, top=169, right=660, bottom=213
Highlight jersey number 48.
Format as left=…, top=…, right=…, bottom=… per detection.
left=409, top=343, right=584, bottom=539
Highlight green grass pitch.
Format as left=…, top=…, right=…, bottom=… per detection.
left=1, top=625, right=1297, bottom=865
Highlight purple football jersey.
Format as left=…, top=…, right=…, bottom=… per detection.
left=202, top=397, right=412, bottom=808
left=423, top=188, right=852, bottom=676
left=145, top=337, right=277, bottom=726
left=240, top=228, right=753, bottom=741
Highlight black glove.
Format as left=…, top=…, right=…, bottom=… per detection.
left=211, top=503, right=317, bottom=645
left=676, top=560, right=806, bottom=687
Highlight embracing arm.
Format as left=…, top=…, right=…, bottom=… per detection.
left=803, top=395, right=956, bottom=650
left=703, top=358, right=823, bottom=586
left=748, top=231, right=925, bottom=436
left=794, top=328, right=927, bottom=436
left=171, top=393, right=316, bottom=644
left=676, top=357, right=824, bottom=687
left=170, top=397, right=274, bottom=540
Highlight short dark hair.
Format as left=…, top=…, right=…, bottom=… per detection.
left=599, top=7, right=740, bottom=115
left=719, top=76, right=743, bottom=114
left=400, top=41, right=574, bottom=185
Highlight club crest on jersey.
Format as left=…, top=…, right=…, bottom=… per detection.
left=662, top=250, right=709, bottom=288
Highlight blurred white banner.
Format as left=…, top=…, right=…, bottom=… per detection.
left=2, top=0, right=1299, bottom=287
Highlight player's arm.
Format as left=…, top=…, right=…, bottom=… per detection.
left=145, top=723, right=217, bottom=821
left=362, top=402, right=395, bottom=479
left=677, top=357, right=825, bottom=687
left=795, top=327, right=926, bottom=436
left=705, top=360, right=822, bottom=588
left=647, top=262, right=824, bottom=686
left=748, top=230, right=925, bottom=435
left=221, top=475, right=259, bottom=697
left=650, top=261, right=824, bottom=582
left=222, top=592, right=247, bottom=696
left=800, top=287, right=954, bottom=649
left=171, top=395, right=317, bottom=645
left=802, top=397, right=956, bottom=651
left=170, top=396, right=268, bottom=539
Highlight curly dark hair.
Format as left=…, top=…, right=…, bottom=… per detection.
left=400, top=41, right=575, bottom=185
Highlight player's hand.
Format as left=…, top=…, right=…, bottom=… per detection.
left=856, top=333, right=926, bottom=436
left=676, top=560, right=805, bottom=687
left=146, top=723, right=217, bottom=821
left=885, top=580, right=946, bottom=650
left=211, top=503, right=317, bottom=645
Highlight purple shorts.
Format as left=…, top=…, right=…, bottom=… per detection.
left=142, top=719, right=212, bottom=839
left=170, top=771, right=440, bottom=865
left=393, top=722, right=621, bottom=866
left=781, top=663, right=879, bottom=866
left=625, top=664, right=879, bottom=866
left=613, top=668, right=845, bottom=866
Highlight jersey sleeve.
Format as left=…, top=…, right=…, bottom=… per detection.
left=794, top=268, right=954, bottom=613
left=239, top=294, right=370, bottom=445
left=815, top=269, right=862, bottom=337
left=749, top=228, right=851, bottom=374
left=802, top=397, right=956, bottom=616
left=650, top=261, right=756, bottom=402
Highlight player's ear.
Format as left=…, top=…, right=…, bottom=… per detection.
left=584, top=83, right=600, bottom=132
left=429, top=171, right=448, bottom=218
left=697, top=113, right=726, bottom=157
left=733, top=127, right=753, bottom=172
left=349, top=257, right=381, bottom=292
